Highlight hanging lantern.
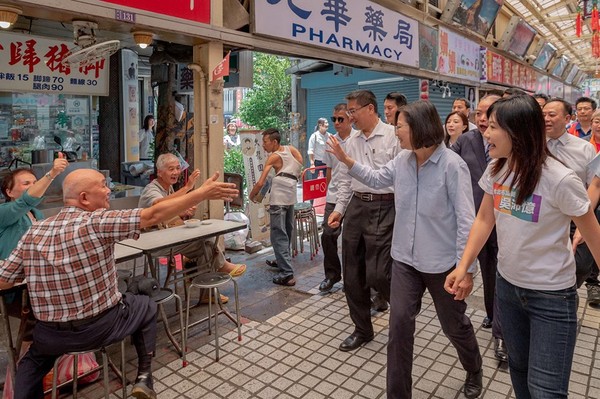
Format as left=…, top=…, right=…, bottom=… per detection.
left=593, top=1, right=600, bottom=32
left=577, top=8, right=582, bottom=37
left=593, top=32, right=600, bottom=58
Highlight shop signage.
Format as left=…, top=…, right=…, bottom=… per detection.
left=241, top=130, right=271, bottom=242
left=102, top=0, right=210, bottom=25
left=253, top=0, right=419, bottom=68
left=121, top=49, right=140, bottom=162
left=418, top=24, right=438, bottom=72
left=438, top=27, right=480, bottom=83
left=485, top=50, right=537, bottom=91
left=548, top=77, right=564, bottom=98
left=0, top=31, right=109, bottom=96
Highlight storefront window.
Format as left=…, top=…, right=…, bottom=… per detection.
left=0, top=93, right=97, bottom=168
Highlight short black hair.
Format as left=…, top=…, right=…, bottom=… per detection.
left=453, top=98, right=471, bottom=109
left=262, top=128, right=281, bottom=144
left=503, top=88, right=527, bottom=97
left=333, top=103, right=347, bottom=113
left=346, top=90, right=378, bottom=114
left=576, top=96, right=597, bottom=110
left=545, top=98, right=572, bottom=116
left=400, top=100, right=444, bottom=149
left=385, top=92, right=408, bottom=108
left=533, top=93, right=550, bottom=102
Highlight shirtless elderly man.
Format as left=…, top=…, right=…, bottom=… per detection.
left=0, top=168, right=237, bottom=399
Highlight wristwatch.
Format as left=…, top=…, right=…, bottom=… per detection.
left=44, top=172, right=54, bottom=181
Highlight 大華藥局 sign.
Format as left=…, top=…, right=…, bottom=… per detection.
left=254, top=0, right=419, bottom=68
left=0, top=31, right=109, bottom=96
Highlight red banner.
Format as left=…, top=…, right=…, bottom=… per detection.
left=211, top=51, right=230, bottom=83
left=102, top=0, right=210, bottom=25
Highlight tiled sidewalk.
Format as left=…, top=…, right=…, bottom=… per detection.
left=95, top=270, right=600, bottom=399
left=10, top=243, right=600, bottom=399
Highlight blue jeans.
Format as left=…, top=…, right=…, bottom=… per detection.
left=497, top=274, right=577, bottom=399
left=269, top=205, right=294, bottom=278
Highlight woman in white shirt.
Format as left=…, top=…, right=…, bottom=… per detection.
left=138, top=114, right=155, bottom=160
left=223, top=122, right=240, bottom=150
left=446, top=95, right=600, bottom=398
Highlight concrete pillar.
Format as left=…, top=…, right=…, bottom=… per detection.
left=192, top=42, right=225, bottom=220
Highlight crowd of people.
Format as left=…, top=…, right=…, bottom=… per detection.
left=270, top=89, right=600, bottom=398
left=3, top=87, right=600, bottom=399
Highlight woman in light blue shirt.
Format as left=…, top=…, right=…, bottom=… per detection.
left=327, top=100, right=482, bottom=399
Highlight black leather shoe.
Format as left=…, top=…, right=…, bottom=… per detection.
left=371, top=293, right=389, bottom=312
left=132, top=372, right=157, bottom=399
left=481, top=316, right=492, bottom=329
left=494, top=338, right=508, bottom=362
left=339, top=332, right=374, bottom=352
left=463, top=369, right=483, bottom=399
left=319, top=278, right=340, bottom=292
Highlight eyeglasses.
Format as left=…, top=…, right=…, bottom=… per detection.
left=346, top=105, right=367, bottom=117
left=330, top=116, right=345, bottom=123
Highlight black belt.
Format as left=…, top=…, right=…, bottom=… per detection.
left=354, top=192, right=395, bottom=202
left=40, top=303, right=117, bottom=331
left=277, top=172, right=298, bottom=181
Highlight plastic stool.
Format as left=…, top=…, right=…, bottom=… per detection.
left=292, top=202, right=320, bottom=259
left=50, top=342, right=126, bottom=399
left=185, top=272, right=241, bottom=361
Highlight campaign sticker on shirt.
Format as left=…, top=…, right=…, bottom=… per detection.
left=493, top=183, right=541, bottom=223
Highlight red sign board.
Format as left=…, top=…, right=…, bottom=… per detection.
left=487, top=51, right=537, bottom=91
left=302, top=167, right=328, bottom=201
left=102, top=0, right=210, bottom=25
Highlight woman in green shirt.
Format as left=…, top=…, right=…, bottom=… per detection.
left=0, top=155, right=68, bottom=259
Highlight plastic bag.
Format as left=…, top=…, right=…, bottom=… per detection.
left=2, top=341, right=100, bottom=399
left=224, top=212, right=249, bottom=250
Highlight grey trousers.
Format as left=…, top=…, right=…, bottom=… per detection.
left=387, top=261, right=482, bottom=399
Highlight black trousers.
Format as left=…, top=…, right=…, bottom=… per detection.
left=387, top=261, right=482, bottom=398
left=342, top=196, right=394, bottom=338
left=477, top=230, right=503, bottom=338
left=575, top=207, right=600, bottom=286
left=14, top=293, right=157, bottom=399
left=321, top=202, right=342, bottom=282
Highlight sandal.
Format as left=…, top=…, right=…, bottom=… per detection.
left=273, top=275, right=296, bottom=286
left=265, top=259, right=278, bottom=268
left=228, top=264, right=246, bottom=278
left=200, top=293, right=229, bottom=304
left=217, top=264, right=247, bottom=278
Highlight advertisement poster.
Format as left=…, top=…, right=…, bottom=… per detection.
left=254, top=0, right=419, bottom=68
left=240, top=130, right=272, bottom=243
left=419, top=24, right=438, bottom=71
left=0, top=31, right=109, bottom=96
left=438, top=27, right=480, bottom=82
left=450, top=0, right=504, bottom=38
left=120, top=49, right=139, bottom=162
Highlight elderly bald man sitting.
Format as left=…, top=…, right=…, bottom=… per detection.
left=0, top=168, right=238, bottom=399
left=138, top=153, right=246, bottom=303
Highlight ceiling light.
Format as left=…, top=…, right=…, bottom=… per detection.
left=0, top=5, right=22, bottom=29
left=132, top=30, right=153, bottom=49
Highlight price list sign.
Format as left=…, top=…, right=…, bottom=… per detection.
left=0, top=31, right=109, bottom=96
